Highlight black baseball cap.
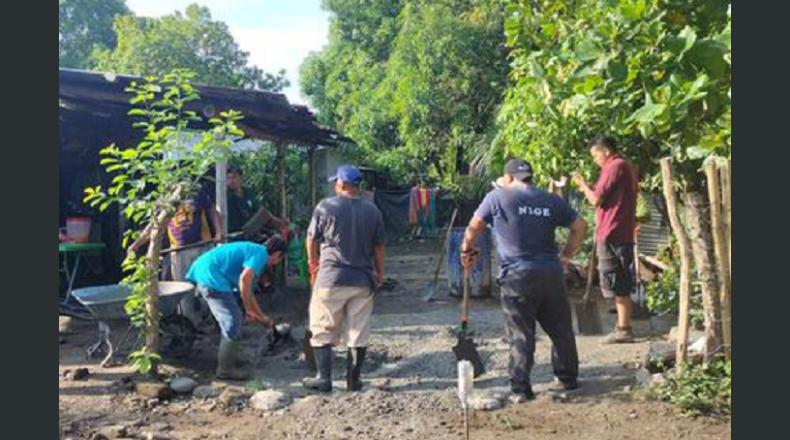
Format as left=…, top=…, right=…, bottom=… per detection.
left=505, top=159, right=534, bottom=181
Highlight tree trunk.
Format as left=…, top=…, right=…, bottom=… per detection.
left=684, top=190, right=723, bottom=361
left=660, top=159, right=695, bottom=371
left=144, top=210, right=171, bottom=370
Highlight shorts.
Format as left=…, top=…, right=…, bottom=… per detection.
left=597, top=242, right=636, bottom=298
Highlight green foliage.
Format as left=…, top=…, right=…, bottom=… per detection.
left=498, top=0, right=732, bottom=188
left=301, top=0, right=510, bottom=186
left=121, top=255, right=158, bottom=330
left=232, top=147, right=314, bottom=226
left=646, top=261, right=704, bottom=328
left=129, top=347, right=162, bottom=376
left=244, top=379, right=269, bottom=394
left=84, top=69, right=243, bottom=372
left=85, top=70, right=244, bottom=248
left=652, top=361, right=732, bottom=416
left=59, top=0, right=130, bottom=69
left=94, top=4, right=288, bottom=91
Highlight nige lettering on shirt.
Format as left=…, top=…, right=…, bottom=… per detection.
left=518, top=206, right=552, bottom=218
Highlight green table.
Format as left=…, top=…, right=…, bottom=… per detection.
left=60, top=243, right=106, bottom=305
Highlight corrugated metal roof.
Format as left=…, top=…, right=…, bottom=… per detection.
left=638, top=194, right=672, bottom=257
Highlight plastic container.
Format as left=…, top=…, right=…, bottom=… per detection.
left=66, top=217, right=91, bottom=243
left=448, top=227, right=493, bottom=299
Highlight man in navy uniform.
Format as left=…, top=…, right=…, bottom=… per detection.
left=462, top=159, right=587, bottom=402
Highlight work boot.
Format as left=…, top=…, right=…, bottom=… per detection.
left=216, top=339, right=252, bottom=381
left=346, top=348, right=367, bottom=392
left=304, top=346, right=333, bottom=393
left=552, top=378, right=581, bottom=392
left=509, top=389, right=536, bottom=405
left=602, top=327, right=636, bottom=345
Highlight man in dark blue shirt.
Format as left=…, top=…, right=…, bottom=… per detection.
left=462, top=159, right=588, bottom=402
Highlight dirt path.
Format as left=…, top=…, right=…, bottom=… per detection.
left=59, top=238, right=731, bottom=440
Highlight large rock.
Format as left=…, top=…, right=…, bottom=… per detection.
left=170, top=378, right=198, bottom=394
left=137, top=382, right=173, bottom=400
left=636, top=368, right=653, bottom=387
left=95, top=425, right=128, bottom=438
left=646, top=342, right=677, bottom=373
left=193, top=386, right=220, bottom=399
left=468, top=390, right=507, bottom=411
left=251, top=390, right=292, bottom=412
left=219, top=388, right=246, bottom=406
left=669, top=327, right=706, bottom=345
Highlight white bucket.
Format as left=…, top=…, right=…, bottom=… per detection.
left=66, top=217, right=91, bottom=243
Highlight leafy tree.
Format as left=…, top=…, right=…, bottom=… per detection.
left=300, top=0, right=510, bottom=185
left=387, top=1, right=509, bottom=182
left=95, top=4, right=289, bottom=92
left=498, top=0, right=731, bottom=184
left=85, top=70, right=244, bottom=374
left=59, top=0, right=130, bottom=69
left=499, top=0, right=732, bottom=359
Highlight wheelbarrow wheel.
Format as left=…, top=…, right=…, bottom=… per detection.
left=160, top=315, right=197, bottom=359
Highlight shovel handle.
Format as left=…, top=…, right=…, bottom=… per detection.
left=462, top=273, right=471, bottom=326
left=584, top=241, right=599, bottom=303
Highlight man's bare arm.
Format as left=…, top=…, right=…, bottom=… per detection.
left=561, top=218, right=588, bottom=265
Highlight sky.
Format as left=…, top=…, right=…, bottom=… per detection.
left=125, top=0, right=331, bottom=105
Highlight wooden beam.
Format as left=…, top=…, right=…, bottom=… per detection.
left=276, top=142, right=287, bottom=219
left=661, top=158, right=695, bottom=371
left=309, top=145, right=318, bottom=208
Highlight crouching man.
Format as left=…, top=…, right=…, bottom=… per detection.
left=186, top=237, right=287, bottom=380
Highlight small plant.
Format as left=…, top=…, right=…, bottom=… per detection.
left=244, top=379, right=269, bottom=394
left=85, top=69, right=243, bottom=374
left=651, top=361, right=732, bottom=416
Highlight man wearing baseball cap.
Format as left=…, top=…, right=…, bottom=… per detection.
left=462, top=159, right=588, bottom=402
left=304, top=165, right=387, bottom=393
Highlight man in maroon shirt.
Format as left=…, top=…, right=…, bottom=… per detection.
left=574, top=136, right=639, bottom=344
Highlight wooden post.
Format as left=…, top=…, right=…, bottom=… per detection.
left=276, top=142, right=287, bottom=219
left=721, top=160, right=732, bottom=274
left=309, top=145, right=318, bottom=208
left=708, top=162, right=732, bottom=361
left=661, top=158, right=695, bottom=371
left=215, top=159, right=228, bottom=237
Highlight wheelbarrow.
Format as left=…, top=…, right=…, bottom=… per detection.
left=71, top=282, right=198, bottom=367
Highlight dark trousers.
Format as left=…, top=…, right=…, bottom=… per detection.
left=499, top=269, right=580, bottom=393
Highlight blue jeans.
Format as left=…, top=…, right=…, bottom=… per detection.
left=197, top=286, right=243, bottom=341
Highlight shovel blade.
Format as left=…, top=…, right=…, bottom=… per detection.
left=422, top=285, right=438, bottom=303
left=454, top=336, right=486, bottom=378
left=575, top=300, right=604, bottom=336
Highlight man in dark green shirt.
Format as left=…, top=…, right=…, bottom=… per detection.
left=227, top=166, right=288, bottom=239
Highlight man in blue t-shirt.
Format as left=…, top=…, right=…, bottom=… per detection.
left=462, top=159, right=588, bottom=403
left=186, top=237, right=287, bottom=381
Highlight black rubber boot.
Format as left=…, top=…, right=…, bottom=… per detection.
left=303, top=346, right=333, bottom=393
left=216, top=339, right=251, bottom=381
left=346, top=348, right=367, bottom=392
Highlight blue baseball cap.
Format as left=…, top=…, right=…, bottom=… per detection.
left=328, top=165, right=363, bottom=185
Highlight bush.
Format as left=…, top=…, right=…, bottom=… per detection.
left=653, top=361, right=732, bottom=416
left=646, top=260, right=705, bottom=328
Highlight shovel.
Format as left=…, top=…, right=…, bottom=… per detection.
left=423, top=208, right=459, bottom=302
left=575, top=244, right=604, bottom=335
left=453, top=267, right=486, bottom=378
